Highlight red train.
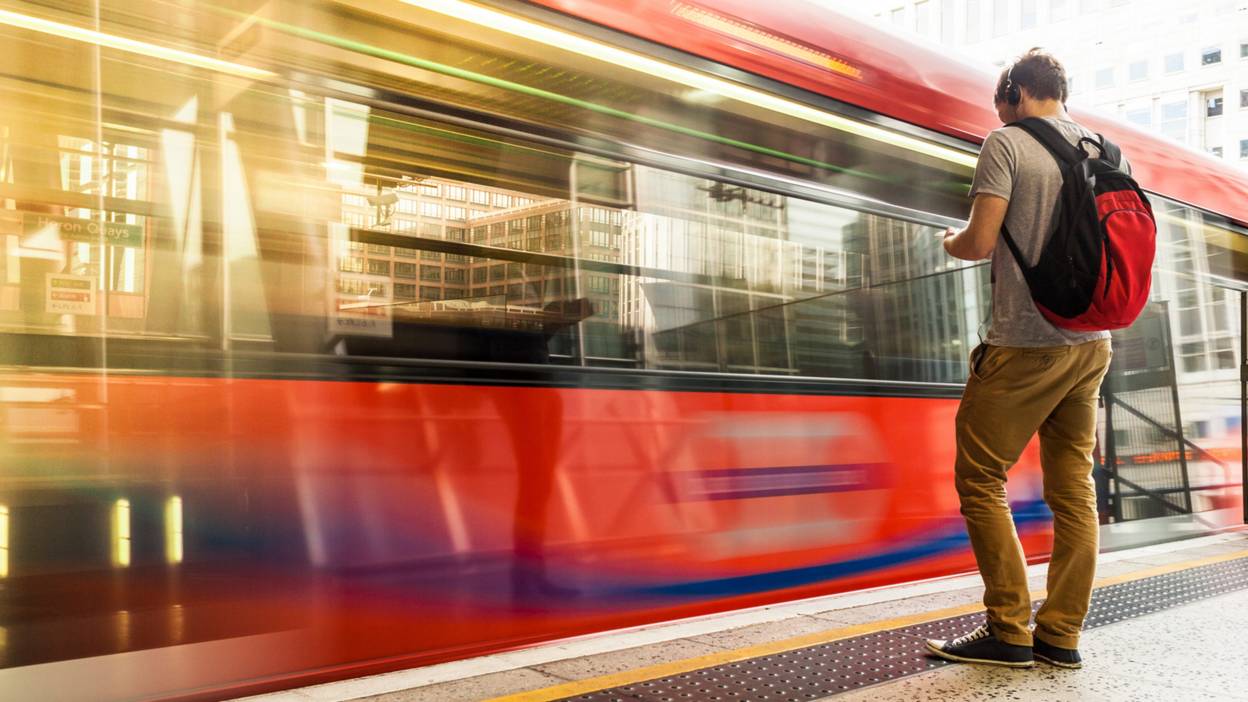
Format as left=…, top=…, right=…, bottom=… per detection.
left=0, top=1, right=1244, bottom=700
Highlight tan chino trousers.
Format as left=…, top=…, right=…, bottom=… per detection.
left=955, top=339, right=1112, bottom=649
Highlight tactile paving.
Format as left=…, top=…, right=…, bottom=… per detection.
left=561, top=556, right=1248, bottom=701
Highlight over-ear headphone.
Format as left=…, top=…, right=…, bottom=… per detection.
left=1004, top=63, right=1021, bottom=106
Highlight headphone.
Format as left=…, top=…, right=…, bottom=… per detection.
left=1004, top=63, right=1022, bottom=106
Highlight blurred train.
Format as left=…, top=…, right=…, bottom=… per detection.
left=1, top=0, right=1246, bottom=699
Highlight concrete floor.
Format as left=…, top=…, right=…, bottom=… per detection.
left=831, top=589, right=1248, bottom=701
left=236, top=531, right=1248, bottom=702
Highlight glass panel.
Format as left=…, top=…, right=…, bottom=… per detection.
left=1100, top=196, right=1245, bottom=529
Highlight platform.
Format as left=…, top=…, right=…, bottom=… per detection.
left=237, top=531, right=1248, bottom=702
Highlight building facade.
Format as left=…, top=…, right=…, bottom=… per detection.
left=858, top=0, right=1248, bottom=163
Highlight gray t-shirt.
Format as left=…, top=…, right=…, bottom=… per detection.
left=970, top=116, right=1114, bottom=348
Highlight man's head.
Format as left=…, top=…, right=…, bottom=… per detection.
left=994, top=48, right=1068, bottom=123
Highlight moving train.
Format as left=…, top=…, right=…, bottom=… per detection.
left=1, top=0, right=1245, bottom=699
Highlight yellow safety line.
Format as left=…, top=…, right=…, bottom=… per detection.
left=487, top=548, right=1248, bottom=702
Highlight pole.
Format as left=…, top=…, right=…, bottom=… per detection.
left=1241, top=290, right=1247, bottom=525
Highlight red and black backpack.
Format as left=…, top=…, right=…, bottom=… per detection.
left=1000, top=117, right=1156, bottom=331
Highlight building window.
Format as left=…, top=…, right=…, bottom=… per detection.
left=422, top=250, right=441, bottom=261
left=1164, top=52, right=1184, bottom=73
left=965, top=0, right=981, bottom=41
left=395, top=262, right=417, bottom=278
left=1207, top=92, right=1224, bottom=117
left=890, top=6, right=904, bottom=25
left=445, top=269, right=466, bottom=284
left=446, top=206, right=466, bottom=220
left=366, top=259, right=390, bottom=276
left=1125, top=107, right=1151, bottom=127
left=992, top=0, right=1008, bottom=36
left=1094, top=67, right=1114, bottom=89
left=1160, top=101, right=1187, bottom=142
left=1241, top=139, right=1248, bottom=158
left=1051, top=0, right=1069, bottom=20
left=1242, top=42, right=1248, bottom=59
left=1066, top=76, right=1076, bottom=94
left=1241, top=89, right=1248, bottom=108
left=1020, top=0, right=1037, bottom=28
left=421, top=286, right=441, bottom=301
left=1202, top=47, right=1222, bottom=65
left=420, top=266, right=441, bottom=282
left=1211, top=146, right=1224, bottom=158
left=915, top=1, right=930, bottom=34
left=940, top=0, right=955, bottom=42
left=469, top=189, right=489, bottom=205
left=395, top=283, right=417, bottom=299
left=445, top=185, right=466, bottom=200
left=1128, top=60, right=1148, bottom=82
left=420, top=202, right=441, bottom=218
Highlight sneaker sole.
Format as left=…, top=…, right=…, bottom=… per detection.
left=925, top=641, right=1035, bottom=668
left=1034, top=651, right=1083, bottom=669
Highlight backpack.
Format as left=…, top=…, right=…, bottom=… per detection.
left=999, top=117, right=1156, bottom=332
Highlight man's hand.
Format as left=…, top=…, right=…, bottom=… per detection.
left=943, top=195, right=1007, bottom=261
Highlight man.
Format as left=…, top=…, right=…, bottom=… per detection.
left=925, top=49, right=1115, bottom=670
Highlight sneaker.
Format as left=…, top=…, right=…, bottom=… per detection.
left=1033, top=636, right=1082, bottom=669
left=925, top=624, right=1035, bottom=668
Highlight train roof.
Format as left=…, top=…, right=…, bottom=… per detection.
left=527, top=0, right=1248, bottom=226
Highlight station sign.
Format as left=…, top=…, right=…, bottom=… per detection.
left=45, top=273, right=97, bottom=315
left=23, top=213, right=143, bottom=248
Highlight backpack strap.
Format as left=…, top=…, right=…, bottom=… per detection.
left=998, top=224, right=1031, bottom=274
left=1097, top=133, right=1124, bottom=169
left=1007, top=117, right=1083, bottom=167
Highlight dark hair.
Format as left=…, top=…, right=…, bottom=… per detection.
left=995, top=48, right=1068, bottom=105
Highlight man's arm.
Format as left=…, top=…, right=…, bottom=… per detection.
left=943, top=193, right=1008, bottom=261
